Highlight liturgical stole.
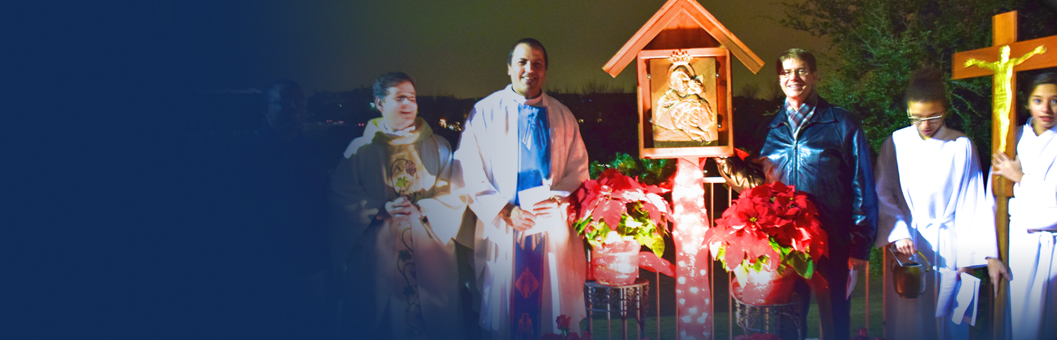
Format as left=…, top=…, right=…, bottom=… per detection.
left=512, top=104, right=549, bottom=340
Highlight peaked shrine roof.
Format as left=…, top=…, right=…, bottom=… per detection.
left=603, top=0, right=764, bottom=77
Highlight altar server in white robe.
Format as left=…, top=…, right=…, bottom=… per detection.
left=993, top=72, right=1057, bottom=340
left=330, top=72, right=466, bottom=340
left=875, top=67, right=1010, bottom=340
left=454, top=38, right=588, bottom=340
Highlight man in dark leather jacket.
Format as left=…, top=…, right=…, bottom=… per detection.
left=718, top=49, right=878, bottom=340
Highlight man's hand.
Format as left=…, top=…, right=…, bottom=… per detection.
left=992, top=152, right=1024, bottom=183
left=384, top=196, right=420, bottom=219
left=893, top=238, right=916, bottom=256
left=530, top=196, right=565, bottom=219
left=500, top=203, right=536, bottom=232
left=848, top=257, right=869, bottom=271
left=986, top=257, right=1013, bottom=297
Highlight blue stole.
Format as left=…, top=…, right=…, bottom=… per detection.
left=512, top=104, right=550, bottom=340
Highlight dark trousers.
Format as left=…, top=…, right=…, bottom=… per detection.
left=781, top=252, right=852, bottom=340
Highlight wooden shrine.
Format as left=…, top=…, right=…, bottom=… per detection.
left=603, top=0, right=763, bottom=159
left=603, top=1, right=764, bottom=339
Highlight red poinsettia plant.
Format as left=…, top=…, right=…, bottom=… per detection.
left=567, top=169, right=673, bottom=257
left=704, top=182, right=828, bottom=281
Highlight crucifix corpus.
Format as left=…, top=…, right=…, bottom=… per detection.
left=951, top=10, right=1057, bottom=338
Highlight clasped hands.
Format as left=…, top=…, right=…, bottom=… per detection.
left=501, top=196, right=566, bottom=232
left=382, top=196, right=422, bottom=220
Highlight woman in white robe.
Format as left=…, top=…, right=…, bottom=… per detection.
left=993, top=72, right=1057, bottom=340
left=330, top=72, right=465, bottom=340
left=874, top=67, right=1008, bottom=340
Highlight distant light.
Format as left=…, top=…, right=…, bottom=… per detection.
left=596, top=118, right=602, bottom=122
left=578, top=119, right=584, bottom=123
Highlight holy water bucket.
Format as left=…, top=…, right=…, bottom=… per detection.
left=889, top=247, right=930, bottom=299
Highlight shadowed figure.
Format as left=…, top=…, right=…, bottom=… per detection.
left=224, top=79, right=332, bottom=338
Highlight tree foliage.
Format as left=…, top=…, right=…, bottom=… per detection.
left=589, top=152, right=676, bottom=186
left=778, top=0, right=1057, bottom=156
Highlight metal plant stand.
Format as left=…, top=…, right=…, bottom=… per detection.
left=731, top=292, right=803, bottom=340
left=584, top=279, right=650, bottom=340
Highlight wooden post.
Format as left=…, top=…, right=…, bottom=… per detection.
left=990, top=14, right=1016, bottom=339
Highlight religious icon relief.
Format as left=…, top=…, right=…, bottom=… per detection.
left=652, top=50, right=719, bottom=144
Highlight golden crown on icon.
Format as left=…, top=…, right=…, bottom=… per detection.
left=668, top=50, right=693, bottom=67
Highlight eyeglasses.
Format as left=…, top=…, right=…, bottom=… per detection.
left=779, top=68, right=811, bottom=78
left=907, top=113, right=944, bottom=125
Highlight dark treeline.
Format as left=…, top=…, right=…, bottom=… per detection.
left=183, top=88, right=782, bottom=171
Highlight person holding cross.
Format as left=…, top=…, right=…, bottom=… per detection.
left=873, top=67, right=1010, bottom=340
left=992, top=71, right=1057, bottom=340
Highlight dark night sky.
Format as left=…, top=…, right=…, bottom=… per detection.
left=173, top=0, right=827, bottom=98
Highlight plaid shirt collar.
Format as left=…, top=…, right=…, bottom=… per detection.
left=785, top=92, right=819, bottom=129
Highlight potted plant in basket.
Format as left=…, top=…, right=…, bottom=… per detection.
left=704, top=181, right=829, bottom=305
left=567, top=169, right=673, bottom=286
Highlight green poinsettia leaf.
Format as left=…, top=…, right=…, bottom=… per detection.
left=574, top=219, right=588, bottom=234
left=650, top=234, right=665, bottom=257
left=599, top=223, right=612, bottom=239
left=769, top=237, right=794, bottom=258
left=787, top=251, right=815, bottom=279
left=714, top=245, right=731, bottom=271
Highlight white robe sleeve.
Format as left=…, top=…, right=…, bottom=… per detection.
left=454, top=107, right=514, bottom=228
left=416, top=137, right=467, bottom=244
left=875, top=136, right=913, bottom=247
left=551, top=109, right=590, bottom=193
left=955, top=139, right=997, bottom=267
left=1010, top=168, right=1057, bottom=230
left=1008, top=125, right=1057, bottom=231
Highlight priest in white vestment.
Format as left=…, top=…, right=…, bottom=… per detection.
left=993, top=72, right=1057, bottom=340
left=875, top=68, right=1008, bottom=340
left=454, top=39, right=588, bottom=340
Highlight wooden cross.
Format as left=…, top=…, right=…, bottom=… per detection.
left=951, top=11, right=1057, bottom=338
